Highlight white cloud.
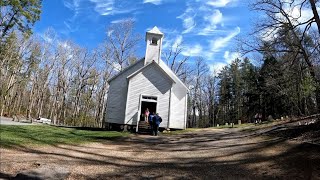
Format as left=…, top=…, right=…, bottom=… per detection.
left=260, top=27, right=278, bottom=42
left=206, top=0, right=237, bottom=7
left=281, top=6, right=316, bottom=29
left=261, top=3, right=317, bottom=41
left=199, top=9, right=223, bottom=35
left=173, top=35, right=183, bottom=48
left=107, top=30, right=113, bottom=37
left=63, top=0, right=81, bottom=14
left=280, top=1, right=314, bottom=23
left=162, top=35, right=182, bottom=50
left=89, top=0, right=114, bottom=15
left=143, top=0, right=162, bottom=5
left=210, top=27, right=240, bottom=52
left=223, top=51, right=241, bottom=64
left=182, top=17, right=196, bottom=34
left=181, top=44, right=203, bottom=57
left=89, top=0, right=137, bottom=16
left=208, top=10, right=223, bottom=25
left=62, top=0, right=82, bottom=33
left=177, top=7, right=197, bottom=34
left=210, top=62, right=227, bottom=75
left=208, top=51, right=240, bottom=76
left=177, top=1, right=237, bottom=35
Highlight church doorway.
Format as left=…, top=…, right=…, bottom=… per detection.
left=139, top=95, right=157, bottom=122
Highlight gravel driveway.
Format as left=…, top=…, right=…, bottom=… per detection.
left=0, top=128, right=319, bottom=179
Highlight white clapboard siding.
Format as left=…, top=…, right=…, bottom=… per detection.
left=125, top=63, right=172, bottom=127
left=158, top=60, right=188, bottom=129
left=169, top=83, right=188, bottom=129
left=106, top=60, right=144, bottom=124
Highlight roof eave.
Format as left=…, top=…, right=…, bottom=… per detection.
left=107, top=58, right=144, bottom=83
left=126, top=60, right=176, bottom=84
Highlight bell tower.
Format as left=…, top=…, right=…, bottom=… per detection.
left=144, top=26, right=164, bottom=65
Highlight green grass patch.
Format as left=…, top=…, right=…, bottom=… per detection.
left=0, top=125, right=129, bottom=148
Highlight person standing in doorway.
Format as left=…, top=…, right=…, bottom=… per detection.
left=144, top=108, right=150, bottom=122
left=152, top=113, right=162, bottom=136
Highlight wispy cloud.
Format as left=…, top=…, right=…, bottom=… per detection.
left=143, top=0, right=162, bottom=5
left=63, top=0, right=81, bottom=14
left=182, top=17, right=196, bottom=34
left=181, top=44, right=203, bottom=57
left=206, top=0, right=238, bottom=7
left=210, top=27, right=240, bottom=52
left=89, top=0, right=138, bottom=16
left=209, top=51, right=241, bottom=75
left=162, top=34, right=183, bottom=50
left=172, top=35, right=183, bottom=48
left=177, top=0, right=237, bottom=35
left=62, top=0, right=84, bottom=35
left=198, top=9, right=224, bottom=35
left=89, top=0, right=114, bottom=15
left=223, top=51, right=240, bottom=64
left=38, top=28, right=58, bottom=45
left=177, top=7, right=197, bottom=34
left=210, top=62, right=227, bottom=75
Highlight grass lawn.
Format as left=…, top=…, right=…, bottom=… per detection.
left=0, top=125, right=129, bottom=148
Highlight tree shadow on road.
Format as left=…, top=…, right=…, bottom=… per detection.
left=1, top=128, right=320, bottom=179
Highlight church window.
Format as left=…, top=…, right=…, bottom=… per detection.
left=151, top=37, right=158, bottom=45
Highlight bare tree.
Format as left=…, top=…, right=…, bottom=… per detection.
left=106, top=19, right=142, bottom=71
left=163, top=41, right=191, bottom=81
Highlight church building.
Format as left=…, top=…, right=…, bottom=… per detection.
left=105, top=27, right=188, bottom=130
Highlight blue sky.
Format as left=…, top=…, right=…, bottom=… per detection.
left=34, top=0, right=256, bottom=71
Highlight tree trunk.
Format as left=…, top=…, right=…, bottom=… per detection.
left=309, top=0, right=320, bottom=35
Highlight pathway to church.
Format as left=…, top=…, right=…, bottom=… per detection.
left=1, top=127, right=319, bottom=179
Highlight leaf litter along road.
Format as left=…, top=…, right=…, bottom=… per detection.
left=0, top=125, right=319, bottom=180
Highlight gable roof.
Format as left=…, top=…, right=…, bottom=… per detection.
left=127, top=60, right=175, bottom=83
left=108, top=58, right=188, bottom=91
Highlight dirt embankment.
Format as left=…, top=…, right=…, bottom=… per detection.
left=257, top=114, right=320, bottom=145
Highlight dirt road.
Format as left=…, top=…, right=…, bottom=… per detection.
left=1, top=128, right=319, bottom=179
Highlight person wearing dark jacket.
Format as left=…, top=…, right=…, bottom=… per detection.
left=152, top=113, right=162, bottom=136
left=148, top=112, right=155, bottom=135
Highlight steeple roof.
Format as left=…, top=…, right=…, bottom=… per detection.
left=147, top=26, right=163, bottom=35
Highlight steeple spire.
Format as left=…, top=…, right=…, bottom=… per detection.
left=144, top=26, right=164, bottom=65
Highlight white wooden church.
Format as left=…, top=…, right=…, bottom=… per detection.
left=105, top=27, right=188, bottom=130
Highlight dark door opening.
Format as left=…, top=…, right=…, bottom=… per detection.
left=140, top=101, right=157, bottom=121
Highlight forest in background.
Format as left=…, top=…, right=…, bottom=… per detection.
left=1, top=0, right=319, bottom=128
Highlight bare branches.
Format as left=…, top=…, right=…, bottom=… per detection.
left=106, top=19, right=142, bottom=71
left=162, top=40, right=191, bottom=82
left=243, top=0, right=320, bottom=113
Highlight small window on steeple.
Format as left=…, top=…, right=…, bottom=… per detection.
left=151, top=37, right=158, bottom=45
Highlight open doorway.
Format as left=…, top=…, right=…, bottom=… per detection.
left=140, top=101, right=157, bottom=121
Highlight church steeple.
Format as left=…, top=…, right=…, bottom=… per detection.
left=144, top=26, right=164, bottom=65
